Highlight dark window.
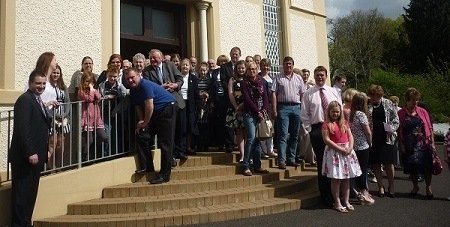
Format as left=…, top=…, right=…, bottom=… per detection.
left=120, top=1, right=186, bottom=60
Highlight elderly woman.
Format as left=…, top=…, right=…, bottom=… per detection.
left=398, top=88, right=435, bottom=199
left=367, top=84, right=399, bottom=198
left=241, top=61, right=270, bottom=176
left=132, top=53, right=146, bottom=76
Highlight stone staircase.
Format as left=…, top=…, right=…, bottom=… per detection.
left=34, top=152, right=320, bottom=226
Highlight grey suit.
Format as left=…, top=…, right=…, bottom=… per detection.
left=143, top=61, right=186, bottom=109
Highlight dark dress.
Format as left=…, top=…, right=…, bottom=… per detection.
left=402, top=114, right=432, bottom=175
left=370, top=103, right=396, bottom=164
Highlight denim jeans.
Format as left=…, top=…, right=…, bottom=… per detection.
left=242, top=113, right=262, bottom=171
left=276, top=104, right=301, bottom=165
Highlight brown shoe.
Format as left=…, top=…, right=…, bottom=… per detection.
left=243, top=169, right=253, bottom=176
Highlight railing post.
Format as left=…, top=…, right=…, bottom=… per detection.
left=77, top=101, right=83, bottom=168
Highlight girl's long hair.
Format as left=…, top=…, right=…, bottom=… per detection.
left=232, top=60, right=246, bottom=80
left=349, top=92, right=368, bottom=122
left=325, top=100, right=346, bottom=134
left=53, top=65, right=67, bottom=90
left=79, top=71, right=96, bottom=94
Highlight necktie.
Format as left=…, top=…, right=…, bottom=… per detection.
left=319, top=88, right=328, bottom=113
left=157, top=66, right=164, bottom=84
left=37, top=96, right=47, bottom=116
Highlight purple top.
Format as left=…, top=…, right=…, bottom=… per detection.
left=241, top=77, right=269, bottom=117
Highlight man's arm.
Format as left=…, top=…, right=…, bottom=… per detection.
left=136, top=99, right=154, bottom=133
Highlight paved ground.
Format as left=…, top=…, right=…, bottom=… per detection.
left=192, top=145, right=450, bottom=227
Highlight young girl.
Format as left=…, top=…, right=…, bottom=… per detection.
left=226, top=60, right=246, bottom=162
left=322, top=101, right=362, bottom=212
left=349, top=92, right=375, bottom=205
left=78, top=71, right=107, bottom=160
left=48, top=65, right=70, bottom=169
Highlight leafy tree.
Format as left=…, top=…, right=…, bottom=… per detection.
left=379, top=17, right=409, bottom=71
left=328, top=10, right=385, bottom=88
left=403, top=0, right=450, bottom=75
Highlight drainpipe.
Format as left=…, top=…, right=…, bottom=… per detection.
left=112, top=0, right=120, bottom=54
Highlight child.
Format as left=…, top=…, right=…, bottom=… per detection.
left=197, top=62, right=211, bottom=152
left=349, top=92, right=375, bottom=205
left=322, top=101, right=362, bottom=212
left=78, top=71, right=107, bottom=160
left=98, top=65, right=127, bottom=155
left=226, top=60, right=246, bottom=162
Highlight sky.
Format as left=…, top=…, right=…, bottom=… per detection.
left=325, top=0, right=411, bottom=19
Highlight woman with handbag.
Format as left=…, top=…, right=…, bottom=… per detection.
left=398, top=87, right=436, bottom=199
left=240, top=62, right=270, bottom=176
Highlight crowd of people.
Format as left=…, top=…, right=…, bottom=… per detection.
left=10, top=47, right=450, bottom=225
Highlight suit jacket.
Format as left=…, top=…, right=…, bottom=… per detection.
left=209, top=68, right=230, bottom=105
left=9, top=90, right=51, bottom=165
left=143, top=61, right=186, bottom=109
left=220, top=61, right=234, bottom=85
left=186, top=74, right=200, bottom=135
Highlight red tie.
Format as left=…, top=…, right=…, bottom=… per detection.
left=320, top=88, right=328, bottom=113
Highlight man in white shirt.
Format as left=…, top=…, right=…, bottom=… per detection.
left=301, top=66, right=342, bottom=207
left=333, top=74, right=346, bottom=101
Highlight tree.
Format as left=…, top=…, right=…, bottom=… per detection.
left=328, top=10, right=385, bottom=88
left=403, top=0, right=450, bottom=75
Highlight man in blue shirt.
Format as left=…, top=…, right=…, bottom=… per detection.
left=125, top=68, right=177, bottom=184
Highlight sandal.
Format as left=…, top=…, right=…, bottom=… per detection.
left=345, top=204, right=355, bottom=211
left=334, top=206, right=348, bottom=213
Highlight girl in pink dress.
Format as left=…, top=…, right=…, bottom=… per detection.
left=322, top=101, right=362, bottom=212
left=78, top=71, right=107, bottom=159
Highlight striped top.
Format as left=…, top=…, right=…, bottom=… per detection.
left=197, top=77, right=210, bottom=93
left=271, top=73, right=305, bottom=104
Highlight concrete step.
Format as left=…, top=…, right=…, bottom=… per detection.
left=34, top=189, right=320, bottom=226
left=103, top=165, right=306, bottom=199
left=67, top=175, right=317, bottom=215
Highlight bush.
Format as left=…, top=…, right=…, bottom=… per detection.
left=360, top=69, right=450, bottom=122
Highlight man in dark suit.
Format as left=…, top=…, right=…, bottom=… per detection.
left=143, top=49, right=186, bottom=166
left=209, top=46, right=241, bottom=152
left=10, top=70, right=52, bottom=227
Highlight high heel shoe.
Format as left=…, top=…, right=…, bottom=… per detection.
left=378, top=187, right=385, bottom=198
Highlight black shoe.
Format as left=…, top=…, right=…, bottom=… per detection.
left=172, top=159, right=177, bottom=168
left=417, top=176, right=424, bottom=182
left=150, top=176, right=169, bottom=184
left=286, top=162, right=301, bottom=167
left=278, top=163, right=286, bottom=169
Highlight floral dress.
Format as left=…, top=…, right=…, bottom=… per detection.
left=402, top=114, right=431, bottom=175
left=225, top=77, right=244, bottom=129
left=322, top=122, right=362, bottom=179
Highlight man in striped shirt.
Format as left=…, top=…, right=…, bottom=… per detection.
left=271, top=56, right=306, bottom=169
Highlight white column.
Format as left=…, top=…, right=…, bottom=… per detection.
left=112, top=0, right=121, bottom=54
left=196, top=1, right=210, bottom=62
